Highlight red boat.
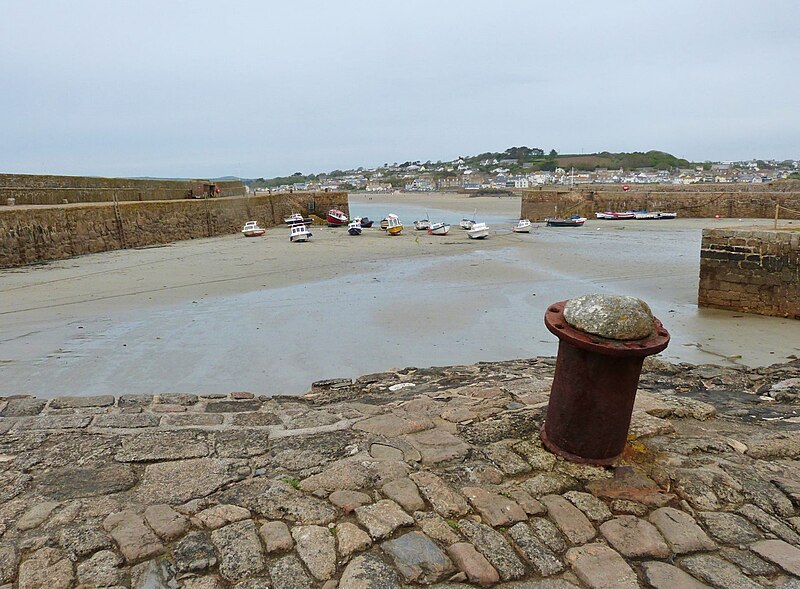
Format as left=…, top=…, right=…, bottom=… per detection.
left=326, top=209, right=348, bottom=226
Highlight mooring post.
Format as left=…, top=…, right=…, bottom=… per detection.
left=540, top=294, right=670, bottom=465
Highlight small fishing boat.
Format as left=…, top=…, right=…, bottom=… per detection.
left=546, top=216, right=586, bottom=227
left=358, top=216, right=374, bottom=228
left=427, top=221, right=450, bottom=236
left=386, top=214, right=404, bottom=235
left=595, top=211, right=635, bottom=220
left=241, top=221, right=266, bottom=237
left=467, top=221, right=489, bottom=239
left=513, top=219, right=533, bottom=233
left=347, top=220, right=362, bottom=236
left=289, top=223, right=311, bottom=242
left=326, top=209, right=348, bottom=226
left=284, top=212, right=313, bottom=225
left=380, top=218, right=389, bottom=231
left=414, top=218, right=431, bottom=231
left=653, top=211, right=677, bottom=220
left=460, top=209, right=477, bottom=230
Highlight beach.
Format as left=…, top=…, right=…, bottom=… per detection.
left=1, top=192, right=797, bottom=397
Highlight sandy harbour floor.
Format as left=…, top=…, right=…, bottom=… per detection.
left=1, top=192, right=798, bottom=397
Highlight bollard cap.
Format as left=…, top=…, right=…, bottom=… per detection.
left=563, top=294, right=655, bottom=341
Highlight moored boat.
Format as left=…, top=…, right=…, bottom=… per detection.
left=513, top=219, right=532, bottom=233
left=241, top=221, right=266, bottom=237
left=546, top=216, right=586, bottom=227
left=654, top=211, right=677, bottom=220
left=358, top=216, right=374, bottom=228
left=347, top=220, right=362, bottom=236
left=467, top=221, right=489, bottom=239
left=427, top=221, right=450, bottom=235
left=326, top=209, right=348, bottom=226
left=386, top=214, right=404, bottom=235
left=595, top=211, right=636, bottom=220
left=414, top=218, right=431, bottom=231
left=289, top=223, right=311, bottom=242
left=380, top=218, right=389, bottom=231
left=284, top=212, right=313, bottom=225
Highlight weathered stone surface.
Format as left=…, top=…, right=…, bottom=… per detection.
left=540, top=494, right=596, bottom=545
left=461, top=486, right=527, bottom=527
left=355, top=499, right=414, bottom=539
left=492, top=582, right=581, bottom=589
left=484, top=441, right=532, bottom=475
left=697, top=511, right=763, bottom=544
left=521, top=473, right=577, bottom=498
left=174, top=531, right=218, bottom=573
left=50, top=395, right=115, bottom=409
left=508, top=522, right=564, bottom=576
left=670, top=467, right=745, bottom=511
left=738, top=503, right=800, bottom=544
left=402, top=428, right=471, bottom=464
left=680, top=554, right=763, bottom=589
left=565, top=543, right=638, bottom=589
left=229, top=411, right=281, bottom=426
left=744, top=431, right=800, bottom=459
left=629, top=410, right=676, bottom=439
left=17, top=547, right=74, bottom=589
left=136, top=458, right=248, bottom=504
left=36, top=462, right=137, bottom=499
left=103, top=511, right=165, bottom=563
left=381, top=478, right=426, bottom=512
left=563, top=491, right=612, bottom=523
left=205, top=400, right=263, bottom=413
left=16, top=501, right=60, bottom=531
left=76, top=549, right=124, bottom=587
left=648, top=507, right=715, bottom=554
left=268, top=554, right=314, bottom=589
left=610, top=499, right=649, bottom=516
left=0, top=545, right=19, bottom=584
left=641, top=561, right=712, bottom=589
left=160, top=413, right=224, bottom=426
left=457, top=519, right=525, bottom=581
left=182, top=576, right=226, bottom=589
left=382, top=531, right=455, bottom=583
left=144, top=503, right=190, bottom=540
left=329, top=490, right=372, bottom=513
left=719, top=546, right=778, bottom=576
left=119, top=394, right=154, bottom=408
left=354, top=413, right=434, bottom=437
left=339, top=552, right=402, bottom=589
left=599, top=516, right=670, bottom=558
left=410, top=471, right=469, bottom=518
left=259, top=520, right=294, bottom=553
left=15, top=414, right=92, bottom=429
left=528, top=517, right=568, bottom=554
left=92, top=413, right=160, bottom=428
left=750, top=539, right=800, bottom=576
left=370, top=442, right=405, bottom=461
left=586, top=465, right=674, bottom=507
left=292, top=525, right=336, bottom=580
left=447, top=542, right=500, bottom=587
left=512, top=439, right=558, bottom=470
left=115, top=430, right=209, bottom=462
left=210, top=520, right=265, bottom=581
left=59, top=523, right=112, bottom=559
left=157, top=393, right=198, bottom=405
left=414, top=511, right=461, bottom=546
left=336, top=522, right=372, bottom=559
left=0, top=397, right=46, bottom=416
left=563, top=294, right=655, bottom=340
left=194, top=504, right=251, bottom=530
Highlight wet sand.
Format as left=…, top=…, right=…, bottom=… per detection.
left=1, top=193, right=797, bottom=397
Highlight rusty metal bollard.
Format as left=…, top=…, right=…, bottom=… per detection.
left=540, top=294, right=670, bottom=465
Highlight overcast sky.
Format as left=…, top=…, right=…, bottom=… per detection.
left=2, top=1, right=798, bottom=178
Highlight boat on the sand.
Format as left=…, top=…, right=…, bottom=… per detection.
left=427, top=221, right=450, bottom=235
left=241, top=221, right=266, bottom=237
left=284, top=212, right=313, bottom=225
left=513, top=219, right=533, bottom=233
left=289, top=223, right=312, bottom=242
left=467, top=221, right=489, bottom=239
left=326, top=209, right=348, bottom=226
left=347, top=220, right=362, bottom=236
left=595, top=211, right=635, bottom=220
left=546, top=216, right=586, bottom=227
left=386, top=214, right=404, bottom=235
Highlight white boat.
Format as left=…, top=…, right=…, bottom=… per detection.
left=241, top=221, right=265, bottom=237
left=467, top=222, right=489, bottom=239
left=595, top=211, right=636, bottom=220
left=348, top=220, right=362, bottom=236
left=289, top=223, right=311, bottom=242
left=414, top=218, right=431, bottom=231
left=284, top=212, right=312, bottom=225
left=513, top=219, right=532, bottom=233
left=386, top=214, right=404, bottom=235
left=428, top=221, right=450, bottom=236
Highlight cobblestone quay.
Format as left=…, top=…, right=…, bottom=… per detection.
left=1, top=357, right=799, bottom=588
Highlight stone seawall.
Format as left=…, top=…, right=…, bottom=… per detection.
left=0, top=173, right=245, bottom=205
left=521, top=183, right=800, bottom=220
left=0, top=358, right=798, bottom=587
left=698, top=227, right=800, bottom=319
left=0, top=191, right=348, bottom=268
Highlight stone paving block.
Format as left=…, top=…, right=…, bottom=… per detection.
left=205, top=400, right=262, bottom=413
left=697, top=512, right=763, bottom=544
left=0, top=398, right=46, bottom=417
left=115, top=430, right=209, bottom=462
left=586, top=465, right=674, bottom=507
left=136, top=458, right=248, bottom=505
left=268, top=554, right=314, bottom=589
left=750, top=539, right=800, bottom=576
left=50, top=395, right=115, bottom=409
left=737, top=504, right=800, bottom=544
left=382, top=477, right=426, bottom=512
left=462, top=486, right=527, bottom=527
left=610, top=499, right=649, bottom=516
left=447, top=542, right=500, bottom=587
left=522, top=473, right=578, bottom=498
left=339, top=552, right=402, bottom=589
left=144, top=504, right=190, bottom=540
left=502, top=487, right=546, bottom=515
left=329, top=490, right=372, bottom=513
left=540, top=494, right=596, bottom=545
left=59, top=523, right=113, bottom=559
left=76, top=549, right=124, bottom=587
left=92, top=413, right=159, bottom=428
left=353, top=413, right=434, bottom=437
left=528, top=517, right=568, bottom=554
left=649, top=507, right=715, bottom=554
left=103, top=511, right=165, bottom=563
left=156, top=393, right=198, bottom=405
left=17, top=547, right=74, bottom=589
left=565, top=543, right=638, bottom=589
left=563, top=491, right=612, bottom=523
left=16, top=501, right=60, bottom=531
left=640, top=561, right=712, bottom=589
left=410, top=471, right=469, bottom=518
left=599, top=516, right=670, bottom=558
left=15, top=415, right=92, bottom=429
left=210, top=520, right=265, bottom=581
left=174, top=531, right=218, bottom=573
left=194, top=504, right=251, bottom=530
left=160, top=413, right=225, bottom=426
left=679, top=554, right=763, bottom=589
left=253, top=480, right=337, bottom=525
left=229, top=411, right=281, bottom=426
left=457, top=519, right=525, bottom=581
left=292, top=525, right=336, bottom=580
left=355, top=499, right=414, bottom=540
left=402, top=428, right=471, bottom=464
left=484, top=441, right=532, bottom=475
left=0, top=544, right=19, bottom=584
left=118, top=394, right=154, bottom=408
left=512, top=439, right=558, bottom=470
left=259, top=520, right=293, bottom=553
left=336, top=522, right=372, bottom=559
left=414, top=511, right=461, bottom=546
left=719, top=546, right=778, bottom=576
left=381, top=531, right=455, bottom=584
left=508, top=522, right=564, bottom=576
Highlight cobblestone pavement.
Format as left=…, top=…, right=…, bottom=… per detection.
left=0, top=357, right=799, bottom=588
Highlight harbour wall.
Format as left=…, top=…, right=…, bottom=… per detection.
left=0, top=173, right=246, bottom=205
left=0, top=191, right=348, bottom=268
left=520, top=183, right=800, bottom=220
left=698, top=227, right=800, bottom=319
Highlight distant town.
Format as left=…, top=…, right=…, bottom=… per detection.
left=248, top=148, right=800, bottom=194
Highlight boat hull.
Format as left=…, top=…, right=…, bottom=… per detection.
left=242, top=230, right=266, bottom=237
left=387, top=226, right=403, bottom=235
left=326, top=209, right=348, bottom=226
left=428, top=223, right=450, bottom=235
left=546, top=218, right=584, bottom=227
